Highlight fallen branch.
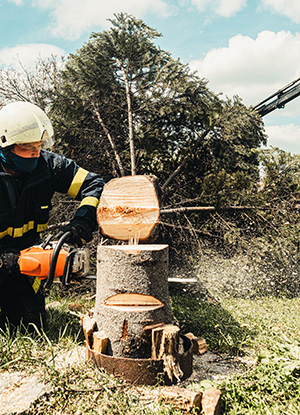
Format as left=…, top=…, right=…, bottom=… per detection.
left=160, top=205, right=272, bottom=214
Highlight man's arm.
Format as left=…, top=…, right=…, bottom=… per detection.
left=48, top=152, right=106, bottom=244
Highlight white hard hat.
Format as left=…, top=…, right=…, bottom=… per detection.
left=0, top=101, right=54, bottom=148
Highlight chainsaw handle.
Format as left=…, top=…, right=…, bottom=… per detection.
left=61, top=249, right=76, bottom=286
left=44, top=231, right=72, bottom=289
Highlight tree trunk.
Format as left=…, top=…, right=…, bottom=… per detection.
left=93, top=244, right=176, bottom=358
left=115, top=58, right=136, bottom=175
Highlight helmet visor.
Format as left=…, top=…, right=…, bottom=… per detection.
left=41, top=131, right=54, bottom=149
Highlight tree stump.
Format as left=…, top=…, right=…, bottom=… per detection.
left=152, top=324, right=183, bottom=382
left=93, top=244, right=176, bottom=358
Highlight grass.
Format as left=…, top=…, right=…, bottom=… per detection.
left=1, top=281, right=300, bottom=414
left=171, top=292, right=300, bottom=414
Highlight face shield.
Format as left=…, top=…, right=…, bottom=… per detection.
left=41, top=130, right=55, bottom=149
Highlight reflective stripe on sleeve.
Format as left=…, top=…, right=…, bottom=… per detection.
left=67, top=167, right=89, bottom=199
left=13, top=221, right=35, bottom=237
left=0, top=221, right=36, bottom=239
left=37, top=222, right=48, bottom=233
left=0, top=227, right=13, bottom=239
left=79, top=196, right=99, bottom=209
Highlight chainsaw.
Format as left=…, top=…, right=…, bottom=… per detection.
left=18, top=231, right=90, bottom=289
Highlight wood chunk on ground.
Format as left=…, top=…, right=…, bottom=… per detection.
left=160, top=386, right=201, bottom=412
left=185, top=332, right=208, bottom=355
left=93, top=330, right=108, bottom=354
left=160, top=386, right=221, bottom=415
left=202, top=388, right=222, bottom=415
left=0, top=372, right=48, bottom=414
left=81, top=315, right=97, bottom=348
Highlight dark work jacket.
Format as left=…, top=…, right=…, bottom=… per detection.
left=0, top=150, right=105, bottom=252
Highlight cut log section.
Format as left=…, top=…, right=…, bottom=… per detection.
left=96, top=175, right=160, bottom=241
left=202, top=388, right=222, bottom=415
left=160, top=386, right=202, bottom=412
left=160, top=387, right=222, bottom=415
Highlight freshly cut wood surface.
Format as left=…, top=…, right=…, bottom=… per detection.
left=102, top=293, right=164, bottom=312
left=185, top=332, right=208, bottom=355
left=97, top=175, right=160, bottom=241
left=81, top=315, right=97, bottom=348
left=93, top=331, right=108, bottom=354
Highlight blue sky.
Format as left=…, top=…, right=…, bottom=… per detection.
left=1, top=0, right=300, bottom=153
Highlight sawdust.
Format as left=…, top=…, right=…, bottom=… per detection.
left=97, top=205, right=158, bottom=221
left=0, top=372, right=49, bottom=415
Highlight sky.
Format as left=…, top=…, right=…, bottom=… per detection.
left=1, top=0, right=300, bottom=153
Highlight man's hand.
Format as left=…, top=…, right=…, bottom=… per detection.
left=57, top=218, right=94, bottom=246
left=0, top=251, right=20, bottom=274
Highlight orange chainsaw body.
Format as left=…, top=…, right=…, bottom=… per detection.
left=19, top=246, right=69, bottom=279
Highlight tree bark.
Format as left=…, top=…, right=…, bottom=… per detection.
left=152, top=324, right=183, bottom=382
left=93, top=244, right=176, bottom=358
left=115, top=57, right=136, bottom=175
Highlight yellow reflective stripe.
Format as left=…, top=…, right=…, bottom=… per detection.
left=37, top=222, right=48, bottom=233
left=67, top=168, right=89, bottom=199
left=32, top=277, right=41, bottom=294
left=13, top=221, right=34, bottom=238
left=79, top=196, right=99, bottom=208
left=0, top=227, right=13, bottom=239
left=0, top=221, right=48, bottom=239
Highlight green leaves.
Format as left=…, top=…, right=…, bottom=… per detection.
left=50, top=13, right=266, bottom=192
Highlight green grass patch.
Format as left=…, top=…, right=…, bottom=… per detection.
left=219, top=342, right=300, bottom=414
left=2, top=283, right=300, bottom=413
left=171, top=292, right=300, bottom=414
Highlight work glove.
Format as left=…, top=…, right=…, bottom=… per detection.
left=0, top=250, right=20, bottom=274
left=57, top=218, right=94, bottom=246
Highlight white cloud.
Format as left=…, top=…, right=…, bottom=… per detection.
left=216, top=0, right=247, bottom=17
left=190, top=0, right=246, bottom=17
left=261, top=0, right=300, bottom=23
left=264, top=124, right=300, bottom=153
left=0, top=44, right=65, bottom=69
left=32, top=0, right=172, bottom=40
left=189, top=30, right=300, bottom=108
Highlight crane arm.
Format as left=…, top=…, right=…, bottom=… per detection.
left=253, top=77, right=300, bottom=117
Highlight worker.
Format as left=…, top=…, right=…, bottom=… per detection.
left=0, top=101, right=105, bottom=332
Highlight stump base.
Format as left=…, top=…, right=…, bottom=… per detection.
left=86, top=334, right=193, bottom=385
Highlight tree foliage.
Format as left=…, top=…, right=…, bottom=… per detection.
left=50, top=13, right=266, bottom=203
left=0, top=14, right=277, bottom=264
